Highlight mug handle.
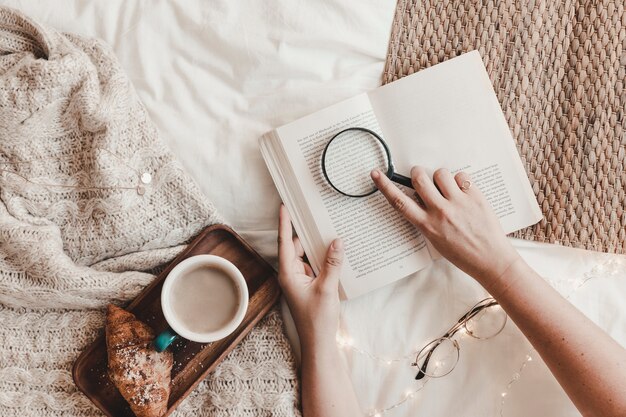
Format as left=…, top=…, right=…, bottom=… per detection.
left=154, top=328, right=178, bottom=352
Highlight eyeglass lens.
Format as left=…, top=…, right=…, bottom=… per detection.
left=413, top=337, right=459, bottom=378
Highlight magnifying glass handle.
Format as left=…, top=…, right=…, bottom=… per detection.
left=389, top=172, right=413, bottom=188
left=389, top=172, right=426, bottom=206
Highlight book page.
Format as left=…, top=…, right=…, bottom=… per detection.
left=368, top=51, right=542, bottom=234
left=276, top=95, right=432, bottom=299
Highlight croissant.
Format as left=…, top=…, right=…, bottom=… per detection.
left=106, top=304, right=173, bottom=417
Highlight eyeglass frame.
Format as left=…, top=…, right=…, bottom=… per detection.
left=412, top=297, right=506, bottom=380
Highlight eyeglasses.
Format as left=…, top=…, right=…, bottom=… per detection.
left=411, top=297, right=507, bottom=380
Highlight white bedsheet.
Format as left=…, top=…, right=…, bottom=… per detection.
left=3, top=1, right=625, bottom=416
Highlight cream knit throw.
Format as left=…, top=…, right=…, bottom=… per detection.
left=0, top=7, right=299, bottom=417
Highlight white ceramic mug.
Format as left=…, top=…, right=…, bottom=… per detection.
left=154, top=255, right=249, bottom=351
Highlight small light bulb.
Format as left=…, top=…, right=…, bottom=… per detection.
left=501, top=392, right=507, bottom=397
left=386, top=360, right=393, bottom=365
left=526, top=355, right=533, bottom=362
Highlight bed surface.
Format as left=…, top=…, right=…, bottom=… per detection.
left=2, top=1, right=624, bottom=416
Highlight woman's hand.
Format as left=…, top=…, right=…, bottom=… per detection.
left=371, top=168, right=626, bottom=417
left=277, top=205, right=343, bottom=351
left=371, top=166, right=521, bottom=287
left=278, top=205, right=362, bottom=416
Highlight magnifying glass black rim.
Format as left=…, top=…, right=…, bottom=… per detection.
left=321, top=127, right=394, bottom=198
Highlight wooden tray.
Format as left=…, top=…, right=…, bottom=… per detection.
left=72, top=224, right=281, bottom=417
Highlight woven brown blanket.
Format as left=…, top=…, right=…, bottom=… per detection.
left=384, top=0, right=626, bottom=254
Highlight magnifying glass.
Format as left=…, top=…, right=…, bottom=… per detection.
left=321, top=127, right=412, bottom=198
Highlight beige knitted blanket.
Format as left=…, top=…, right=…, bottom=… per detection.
left=0, top=7, right=299, bottom=417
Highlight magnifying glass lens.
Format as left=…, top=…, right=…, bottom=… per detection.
left=323, top=129, right=390, bottom=197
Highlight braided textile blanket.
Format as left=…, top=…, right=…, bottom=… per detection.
left=0, top=7, right=299, bottom=417
left=385, top=0, right=626, bottom=254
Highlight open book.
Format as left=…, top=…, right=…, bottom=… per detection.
left=260, top=51, right=542, bottom=299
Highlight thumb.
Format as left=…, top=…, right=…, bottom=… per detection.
left=319, top=238, right=344, bottom=288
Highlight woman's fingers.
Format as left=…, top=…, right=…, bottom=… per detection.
left=410, top=166, right=446, bottom=208
left=371, top=169, right=426, bottom=225
left=319, top=238, right=344, bottom=289
left=278, top=205, right=295, bottom=271
left=433, top=168, right=462, bottom=199
left=302, top=262, right=314, bottom=277
left=293, top=235, right=305, bottom=258
left=279, top=205, right=315, bottom=279
left=454, top=171, right=482, bottom=199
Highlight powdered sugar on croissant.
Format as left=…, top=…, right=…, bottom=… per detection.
left=106, top=304, right=173, bottom=417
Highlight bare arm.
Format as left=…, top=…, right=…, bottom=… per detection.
left=371, top=167, right=626, bottom=417
left=300, top=338, right=360, bottom=417
left=277, top=205, right=361, bottom=417
left=488, top=259, right=626, bottom=417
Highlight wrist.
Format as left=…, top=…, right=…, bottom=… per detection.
left=475, top=242, right=521, bottom=285
left=300, top=329, right=338, bottom=354
left=301, top=335, right=340, bottom=363
left=481, top=256, right=529, bottom=298
left=291, top=310, right=339, bottom=355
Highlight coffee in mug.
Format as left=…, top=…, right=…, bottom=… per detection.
left=155, top=255, right=249, bottom=352
left=169, top=265, right=240, bottom=334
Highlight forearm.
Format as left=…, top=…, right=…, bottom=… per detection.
left=300, top=338, right=362, bottom=417
left=481, top=258, right=626, bottom=417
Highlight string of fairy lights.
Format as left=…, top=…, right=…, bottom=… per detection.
left=335, top=255, right=625, bottom=416
left=336, top=317, right=473, bottom=416
left=336, top=332, right=426, bottom=416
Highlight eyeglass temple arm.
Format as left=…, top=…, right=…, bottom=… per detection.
left=415, top=347, right=435, bottom=380
left=414, top=331, right=454, bottom=380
